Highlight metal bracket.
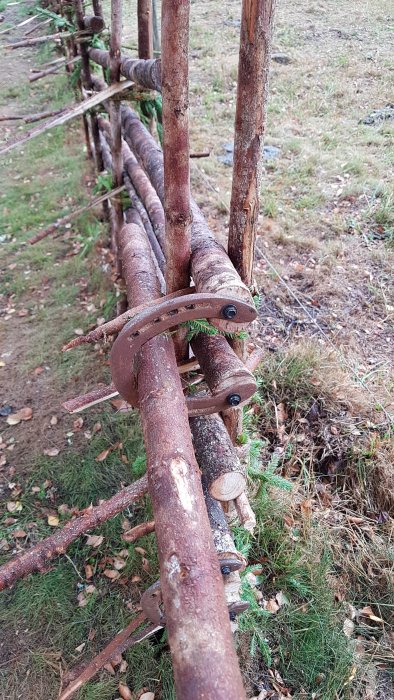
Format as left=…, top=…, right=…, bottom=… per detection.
left=110, top=291, right=257, bottom=415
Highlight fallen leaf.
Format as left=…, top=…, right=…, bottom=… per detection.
left=6, top=415, right=21, bottom=426
left=77, top=592, right=88, bottom=607
left=7, top=501, right=22, bottom=513
left=300, top=499, right=313, bottom=518
left=111, top=654, right=122, bottom=667
left=85, top=584, right=96, bottom=595
left=140, top=693, right=155, bottom=700
left=92, top=422, right=101, bottom=434
left=275, top=591, right=289, bottom=607
left=359, top=606, right=384, bottom=623
left=15, top=407, right=33, bottom=421
left=33, top=366, right=44, bottom=376
left=50, top=415, right=58, bottom=426
left=75, top=642, right=86, bottom=653
left=119, top=683, right=133, bottom=700
left=113, top=558, right=126, bottom=570
left=103, top=569, right=120, bottom=580
left=343, top=618, right=355, bottom=638
left=135, top=546, right=146, bottom=556
left=13, top=529, right=27, bottom=538
left=265, top=598, right=280, bottom=614
left=85, top=564, right=93, bottom=579
left=74, top=328, right=84, bottom=336
left=86, top=534, right=104, bottom=547
left=119, top=659, right=128, bottom=673
left=0, top=361, right=5, bottom=368
left=44, top=448, right=60, bottom=457
left=95, top=448, right=110, bottom=462
left=110, top=398, right=130, bottom=412
left=73, top=417, right=84, bottom=431
left=131, top=575, right=141, bottom=583
left=0, top=539, right=10, bottom=552
left=88, top=629, right=96, bottom=641
left=0, top=454, right=6, bottom=468
left=48, top=515, right=59, bottom=527
left=104, top=663, right=115, bottom=675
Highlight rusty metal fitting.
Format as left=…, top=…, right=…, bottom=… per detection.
left=110, top=290, right=257, bottom=415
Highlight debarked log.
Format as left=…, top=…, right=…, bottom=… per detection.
left=89, top=47, right=161, bottom=92
left=190, top=413, right=247, bottom=501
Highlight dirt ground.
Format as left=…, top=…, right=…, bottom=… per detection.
left=0, top=1, right=393, bottom=699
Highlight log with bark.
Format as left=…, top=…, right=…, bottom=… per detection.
left=161, top=0, right=191, bottom=298
left=0, top=475, right=148, bottom=591
left=190, top=413, right=247, bottom=501
left=137, top=0, right=153, bottom=59
left=120, top=105, right=254, bottom=327
left=118, top=220, right=246, bottom=699
left=108, top=0, right=124, bottom=251
left=89, top=47, right=161, bottom=91
left=228, top=0, right=276, bottom=286
left=82, top=14, right=105, bottom=33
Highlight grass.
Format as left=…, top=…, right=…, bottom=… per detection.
left=1, top=0, right=394, bottom=698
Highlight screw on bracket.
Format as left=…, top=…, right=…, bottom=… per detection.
left=221, top=565, right=231, bottom=576
left=226, top=393, right=241, bottom=407
left=221, top=304, right=237, bottom=320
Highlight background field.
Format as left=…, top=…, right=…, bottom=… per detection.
left=0, top=1, right=393, bottom=698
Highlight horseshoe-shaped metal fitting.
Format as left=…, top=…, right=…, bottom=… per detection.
left=110, top=292, right=257, bottom=415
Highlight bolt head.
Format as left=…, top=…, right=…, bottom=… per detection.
left=227, top=393, right=241, bottom=407
left=221, top=565, right=231, bottom=576
left=221, top=304, right=237, bottom=320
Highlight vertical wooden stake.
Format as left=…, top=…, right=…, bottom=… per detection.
left=109, top=0, right=124, bottom=251
left=228, top=0, right=276, bottom=286
left=137, top=0, right=153, bottom=59
left=161, top=0, right=192, bottom=297
left=225, top=0, right=276, bottom=442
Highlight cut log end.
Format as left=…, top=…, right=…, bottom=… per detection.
left=210, top=471, right=247, bottom=502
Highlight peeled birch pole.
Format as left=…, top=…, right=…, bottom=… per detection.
left=161, top=0, right=191, bottom=297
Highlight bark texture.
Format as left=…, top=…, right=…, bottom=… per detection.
left=161, top=0, right=192, bottom=296
left=137, top=0, right=153, bottom=59
left=108, top=0, right=124, bottom=248
left=120, top=222, right=246, bottom=699
left=228, top=0, right=276, bottom=286
left=191, top=333, right=256, bottom=401
left=82, top=14, right=105, bottom=33
left=89, top=47, right=161, bottom=91
left=120, top=106, right=254, bottom=323
left=190, top=414, right=246, bottom=501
